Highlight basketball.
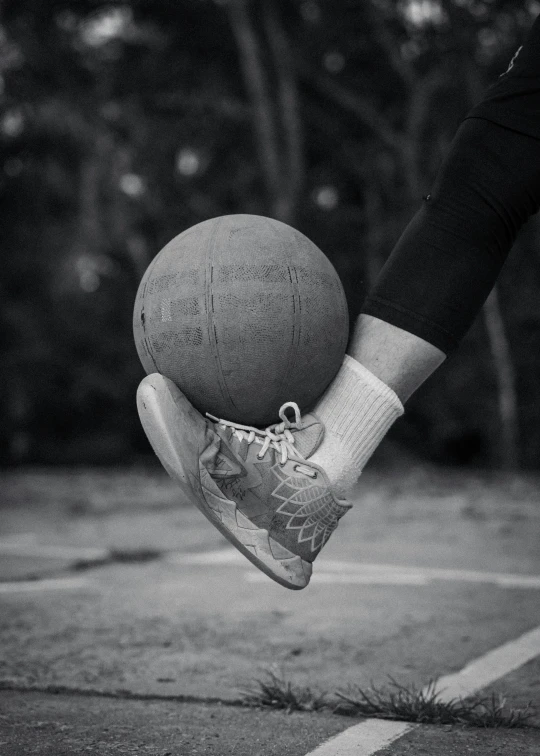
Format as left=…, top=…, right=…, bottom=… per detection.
left=133, top=214, right=349, bottom=426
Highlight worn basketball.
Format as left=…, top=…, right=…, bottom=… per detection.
left=133, top=214, right=349, bottom=426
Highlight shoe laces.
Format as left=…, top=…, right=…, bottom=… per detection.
left=206, top=402, right=317, bottom=478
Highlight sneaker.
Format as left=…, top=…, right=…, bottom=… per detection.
left=137, top=374, right=352, bottom=589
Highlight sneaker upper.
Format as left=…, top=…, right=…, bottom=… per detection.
left=199, top=407, right=351, bottom=564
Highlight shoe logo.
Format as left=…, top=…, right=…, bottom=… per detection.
left=271, top=465, right=350, bottom=553
left=209, top=449, right=244, bottom=479
left=204, top=429, right=264, bottom=501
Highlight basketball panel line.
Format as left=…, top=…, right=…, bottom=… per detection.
left=205, top=216, right=238, bottom=416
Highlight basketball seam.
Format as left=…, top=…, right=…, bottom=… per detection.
left=137, top=248, right=162, bottom=373
left=264, top=217, right=302, bottom=412
left=337, top=267, right=349, bottom=352
left=286, top=262, right=302, bottom=394
left=205, top=216, right=237, bottom=417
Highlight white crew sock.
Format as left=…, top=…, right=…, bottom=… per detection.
left=309, top=355, right=404, bottom=497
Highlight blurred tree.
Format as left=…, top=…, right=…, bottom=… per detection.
left=0, top=0, right=538, bottom=468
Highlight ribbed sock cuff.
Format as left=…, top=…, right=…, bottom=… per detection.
left=314, top=355, right=404, bottom=471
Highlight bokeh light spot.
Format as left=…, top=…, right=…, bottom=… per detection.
left=2, top=110, right=24, bottom=138
left=176, top=148, right=200, bottom=177
left=80, top=270, right=100, bottom=292
left=81, top=7, right=132, bottom=47
left=314, top=185, right=339, bottom=211
left=119, top=173, right=145, bottom=197
left=402, top=0, right=445, bottom=26
left=324, top=51, right=345, bottom=74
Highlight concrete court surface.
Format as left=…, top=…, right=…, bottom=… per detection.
left=1, top=464, right=540, bottom=754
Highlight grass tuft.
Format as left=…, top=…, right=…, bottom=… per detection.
left=239, top=670, right=329, bottom=714
left=239, top=672, right=535, bottom=727
left=333, top=679, right=535, bottom=728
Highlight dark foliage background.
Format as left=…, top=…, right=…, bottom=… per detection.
left=1, top=0, right=539, bottom=469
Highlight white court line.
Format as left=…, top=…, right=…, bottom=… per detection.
left=168, top=548, right=244, bottom=565
left=320, top=560, right=540, bottom=589
left=0, top=535, right=109, bottom=561
left=304, top=719, right=413, bottom=756
left=246, top=572, right=429, bottom=586
left=430, top=624, right=540, bottom=702
left=0, top=542, right=109, bottom=561
left=170, top=548, right=540, bottom=588
left=305, top=623, right=540, bottom=756
left=0, top=533, right=38, bottom=545
left=246, top=570, right=540, bottom=588
left=0, top=577, right=93, bottom=594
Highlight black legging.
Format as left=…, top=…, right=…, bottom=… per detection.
left=362, top=14, right=540, bottom=354
left=362, top=118, right=540, bottom=353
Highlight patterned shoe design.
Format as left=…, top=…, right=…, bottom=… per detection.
left=137, top=374, right=351, bottom=589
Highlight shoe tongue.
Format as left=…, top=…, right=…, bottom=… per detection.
left=290, top=413, right=324, bottom=458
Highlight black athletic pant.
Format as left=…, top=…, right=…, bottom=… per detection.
left=362, top=15, right=540, bottom=354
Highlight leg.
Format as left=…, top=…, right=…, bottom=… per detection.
left=351, top=12, right=540, bottom=406
left=311, top=117, right=540, bottom=493
left=348, top=315, right=445, bottom=403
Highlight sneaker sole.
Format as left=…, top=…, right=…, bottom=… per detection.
left=137, top=375, right=312, bottom=590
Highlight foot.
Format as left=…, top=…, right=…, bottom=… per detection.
left=137, top=374, right=352, bottom=589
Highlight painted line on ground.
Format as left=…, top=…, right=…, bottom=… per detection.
left=305, top=622, right=540, bottom=756
left=245, top=570, right=540, bottom=588
left=304, top=719, right=413, bottom=756
left=0, top=577, right=94, bottom=594
left=0, top=533, right=37, bottom=545
left=12, top=540, right=540, bottom=588
left=0, top=535, right=109, bottom=561
left=170, top=548, right=540, bottom=588
left=430, top=624, right=540, bottom=701
left=0, top=543, right=109, bottom=560
left=320, top=560, right=540, bottom=588
left=246, top=572, right=429, bottom=586
left=168, top=548, right=245, bottom=565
